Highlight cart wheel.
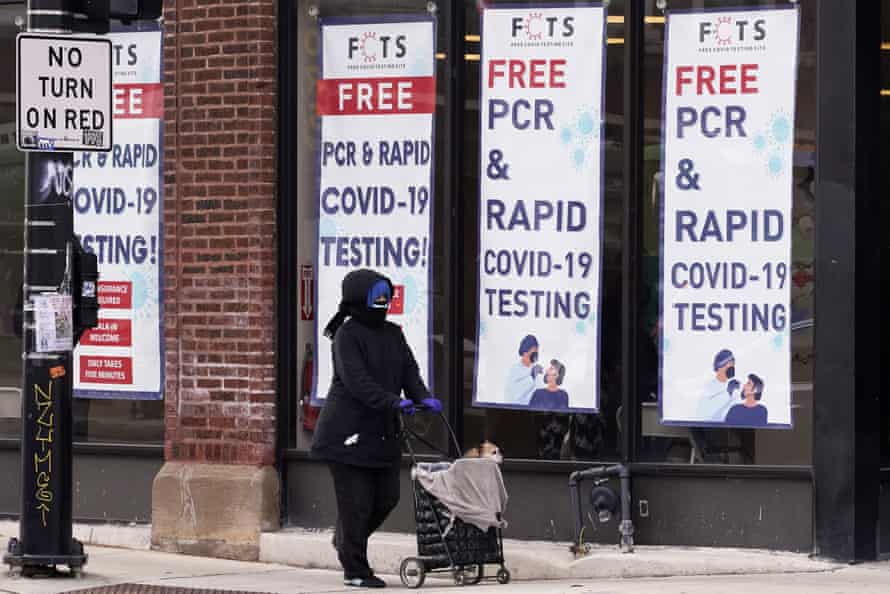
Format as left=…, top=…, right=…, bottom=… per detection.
left=400, top=557, right=426, bottom=589
left=496, top=567, right=511, bottom=584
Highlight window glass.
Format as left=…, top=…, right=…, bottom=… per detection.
left=636, top=0, right=815, bottom=465
left=0, top=4, right=26, bottom=439
left=461, top=0, right=625, bottom=462
left=293, top=0, right=453, bottom=454
left=0, top=4, right=164, bottom=443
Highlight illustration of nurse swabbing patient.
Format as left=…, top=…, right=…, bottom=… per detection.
left=695, top=349, right=742, bottom=422
left=724, top=374, right=769, bottom=427
left=504, top=334, right=544, bottom=405
left=529, top=359, right=570, bottom=411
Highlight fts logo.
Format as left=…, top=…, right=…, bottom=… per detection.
left=511, top=12, right=575, bottom=40
left=347, top=31, right=407, bottom=63
left=699, top=16, right=766, bottom=45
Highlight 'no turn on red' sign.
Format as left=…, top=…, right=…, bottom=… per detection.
left=16, top=34, right=113, bottom=152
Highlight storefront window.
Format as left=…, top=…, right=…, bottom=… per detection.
left=0, top=3, right=164, bottom=443
left=460, top=0, right=625, bottom=462
left=0, top=4, right=25, bottom=439
left=636, top=0, right=815, bottom=466
left=293, top=0, right=454, bottom=454
left=290, top=0, right=817, bottom=466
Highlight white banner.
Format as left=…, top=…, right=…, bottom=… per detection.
left=73, top=27, right=164, bottom=399
left=313, top=16, right=436, bottom=401
left=660, top=7, right=799, bottom=427
left=474, top=5, right=606, bottom=413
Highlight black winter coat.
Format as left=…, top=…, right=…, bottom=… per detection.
left=310, top=319, right=430, bottom=468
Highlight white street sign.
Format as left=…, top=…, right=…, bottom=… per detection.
left=17, top=34, right=113, bottom=152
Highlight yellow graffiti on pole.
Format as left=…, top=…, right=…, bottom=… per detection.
left=33, top=381, right=54, bottom=528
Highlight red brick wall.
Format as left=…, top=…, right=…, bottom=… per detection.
left=162, top=0, right=278, bottom=466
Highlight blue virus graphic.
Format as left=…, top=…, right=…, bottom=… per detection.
left=130, top=271, right=149, bottom=310
left=577, top=112, right=595, bottom=136
left=573, top=149, right=586, bottom=167
left=319, top=217, right=338, bottom=237
left=662, top=337, right=670, bottom=353
left=560, top=107, right=600, bottom=169
left=576, top=320, right=587, bottom=335
left=768, top=154, right=783, bottom=177
left=771, top=116, right=791, bottom=144
left=479, top=319, right=487, bottom=337
left=402, top=275, right=419, bottom=314
left=753, top=134, right=767, bottom=152
left=772, top=333, right=784, bottom=351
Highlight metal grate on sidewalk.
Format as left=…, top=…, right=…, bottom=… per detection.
left=63, top=585, right=278, bottom=594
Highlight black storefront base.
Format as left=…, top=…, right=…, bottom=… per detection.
left=0, top=440, right=163, bottom=523
left=812, top=0, right=883, bottom=563
left=284, top=453, right=814, bottom=551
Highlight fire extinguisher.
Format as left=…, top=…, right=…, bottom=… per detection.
left=301, top=342, right=320, bottom=431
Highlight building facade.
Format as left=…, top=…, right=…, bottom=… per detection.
left=0, top=0, right=887, bottom=563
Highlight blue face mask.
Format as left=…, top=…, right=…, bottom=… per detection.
left=366, top=280, right=391, bottom=310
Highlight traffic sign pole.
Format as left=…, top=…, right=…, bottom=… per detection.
left=4, top=0, right=88, bottom=576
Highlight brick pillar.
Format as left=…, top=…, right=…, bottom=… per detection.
left=151, top=0, right=280, bottom=561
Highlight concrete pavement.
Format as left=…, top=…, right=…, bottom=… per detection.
left=0, top=521, right=842, bottom=582
left=0, top=544, right=887, bottom=594
left=1, top=522, right=888, bottom=594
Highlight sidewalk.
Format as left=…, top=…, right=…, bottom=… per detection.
left=0, top=543, right=886, bottom=594
left=0, top=520, right=840, bottom=581
left=2, top=522, right=888, bottom=594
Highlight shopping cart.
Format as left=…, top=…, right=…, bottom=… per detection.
left=398, top=407, right=511, bottom=588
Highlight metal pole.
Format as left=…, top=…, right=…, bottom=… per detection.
left=812, top=0, right=881, bottom=562
left=3, top=0, right=87, bottom=576
left=447, top=0, right=467, bottom=457
left=620, top=0, right=644, bottom=466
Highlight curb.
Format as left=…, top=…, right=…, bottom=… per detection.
left=0, top=520, right=152, bottom=551
left=1, top=521, right=840, bottom=582
left=259, top=528, right=840, bottom=581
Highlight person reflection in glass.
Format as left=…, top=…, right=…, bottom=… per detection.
left=529, top=359, right=569, bottom=411
left=724, top=374, right=768, bottom=427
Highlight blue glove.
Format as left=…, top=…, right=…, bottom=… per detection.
left=727, top=379, right=741, bottom=395
left=395, top=399, right=416, bottom=415
left=421, top=397, right=443, bottom=414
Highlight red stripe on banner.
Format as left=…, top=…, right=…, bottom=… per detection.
left=317, top=76, right=436, bottom=115
left=113, top=83, right=163, bottom=119
left=79, top=356, right=133, bottom=385
left=98, top=281, right=132, bottom=309
left=79, top=318, right=133, bottom=347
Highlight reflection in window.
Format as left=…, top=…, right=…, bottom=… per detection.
left=0, top=5, right=26, bottom=439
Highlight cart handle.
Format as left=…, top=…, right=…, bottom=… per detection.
left=400, top=404, right=461, bottom=462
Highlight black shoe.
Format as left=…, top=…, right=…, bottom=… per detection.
left=343, top=575, right=386, bottom=588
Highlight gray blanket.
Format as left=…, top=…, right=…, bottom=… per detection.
left=414, top=458, right=508, bottom=532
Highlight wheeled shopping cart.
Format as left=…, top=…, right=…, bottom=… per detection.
left=398, top=409, right=511, bottom=588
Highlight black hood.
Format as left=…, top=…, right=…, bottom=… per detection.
left=323, top=269, right=393, bottom=338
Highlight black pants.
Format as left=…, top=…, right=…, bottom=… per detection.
left=329, top=462, right=401, bottom=579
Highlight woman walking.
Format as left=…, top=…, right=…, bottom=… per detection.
left=311, top=269, right=441, bottom=588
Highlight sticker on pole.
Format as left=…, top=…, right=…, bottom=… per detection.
left=16, top=34, right=113, bottom=152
